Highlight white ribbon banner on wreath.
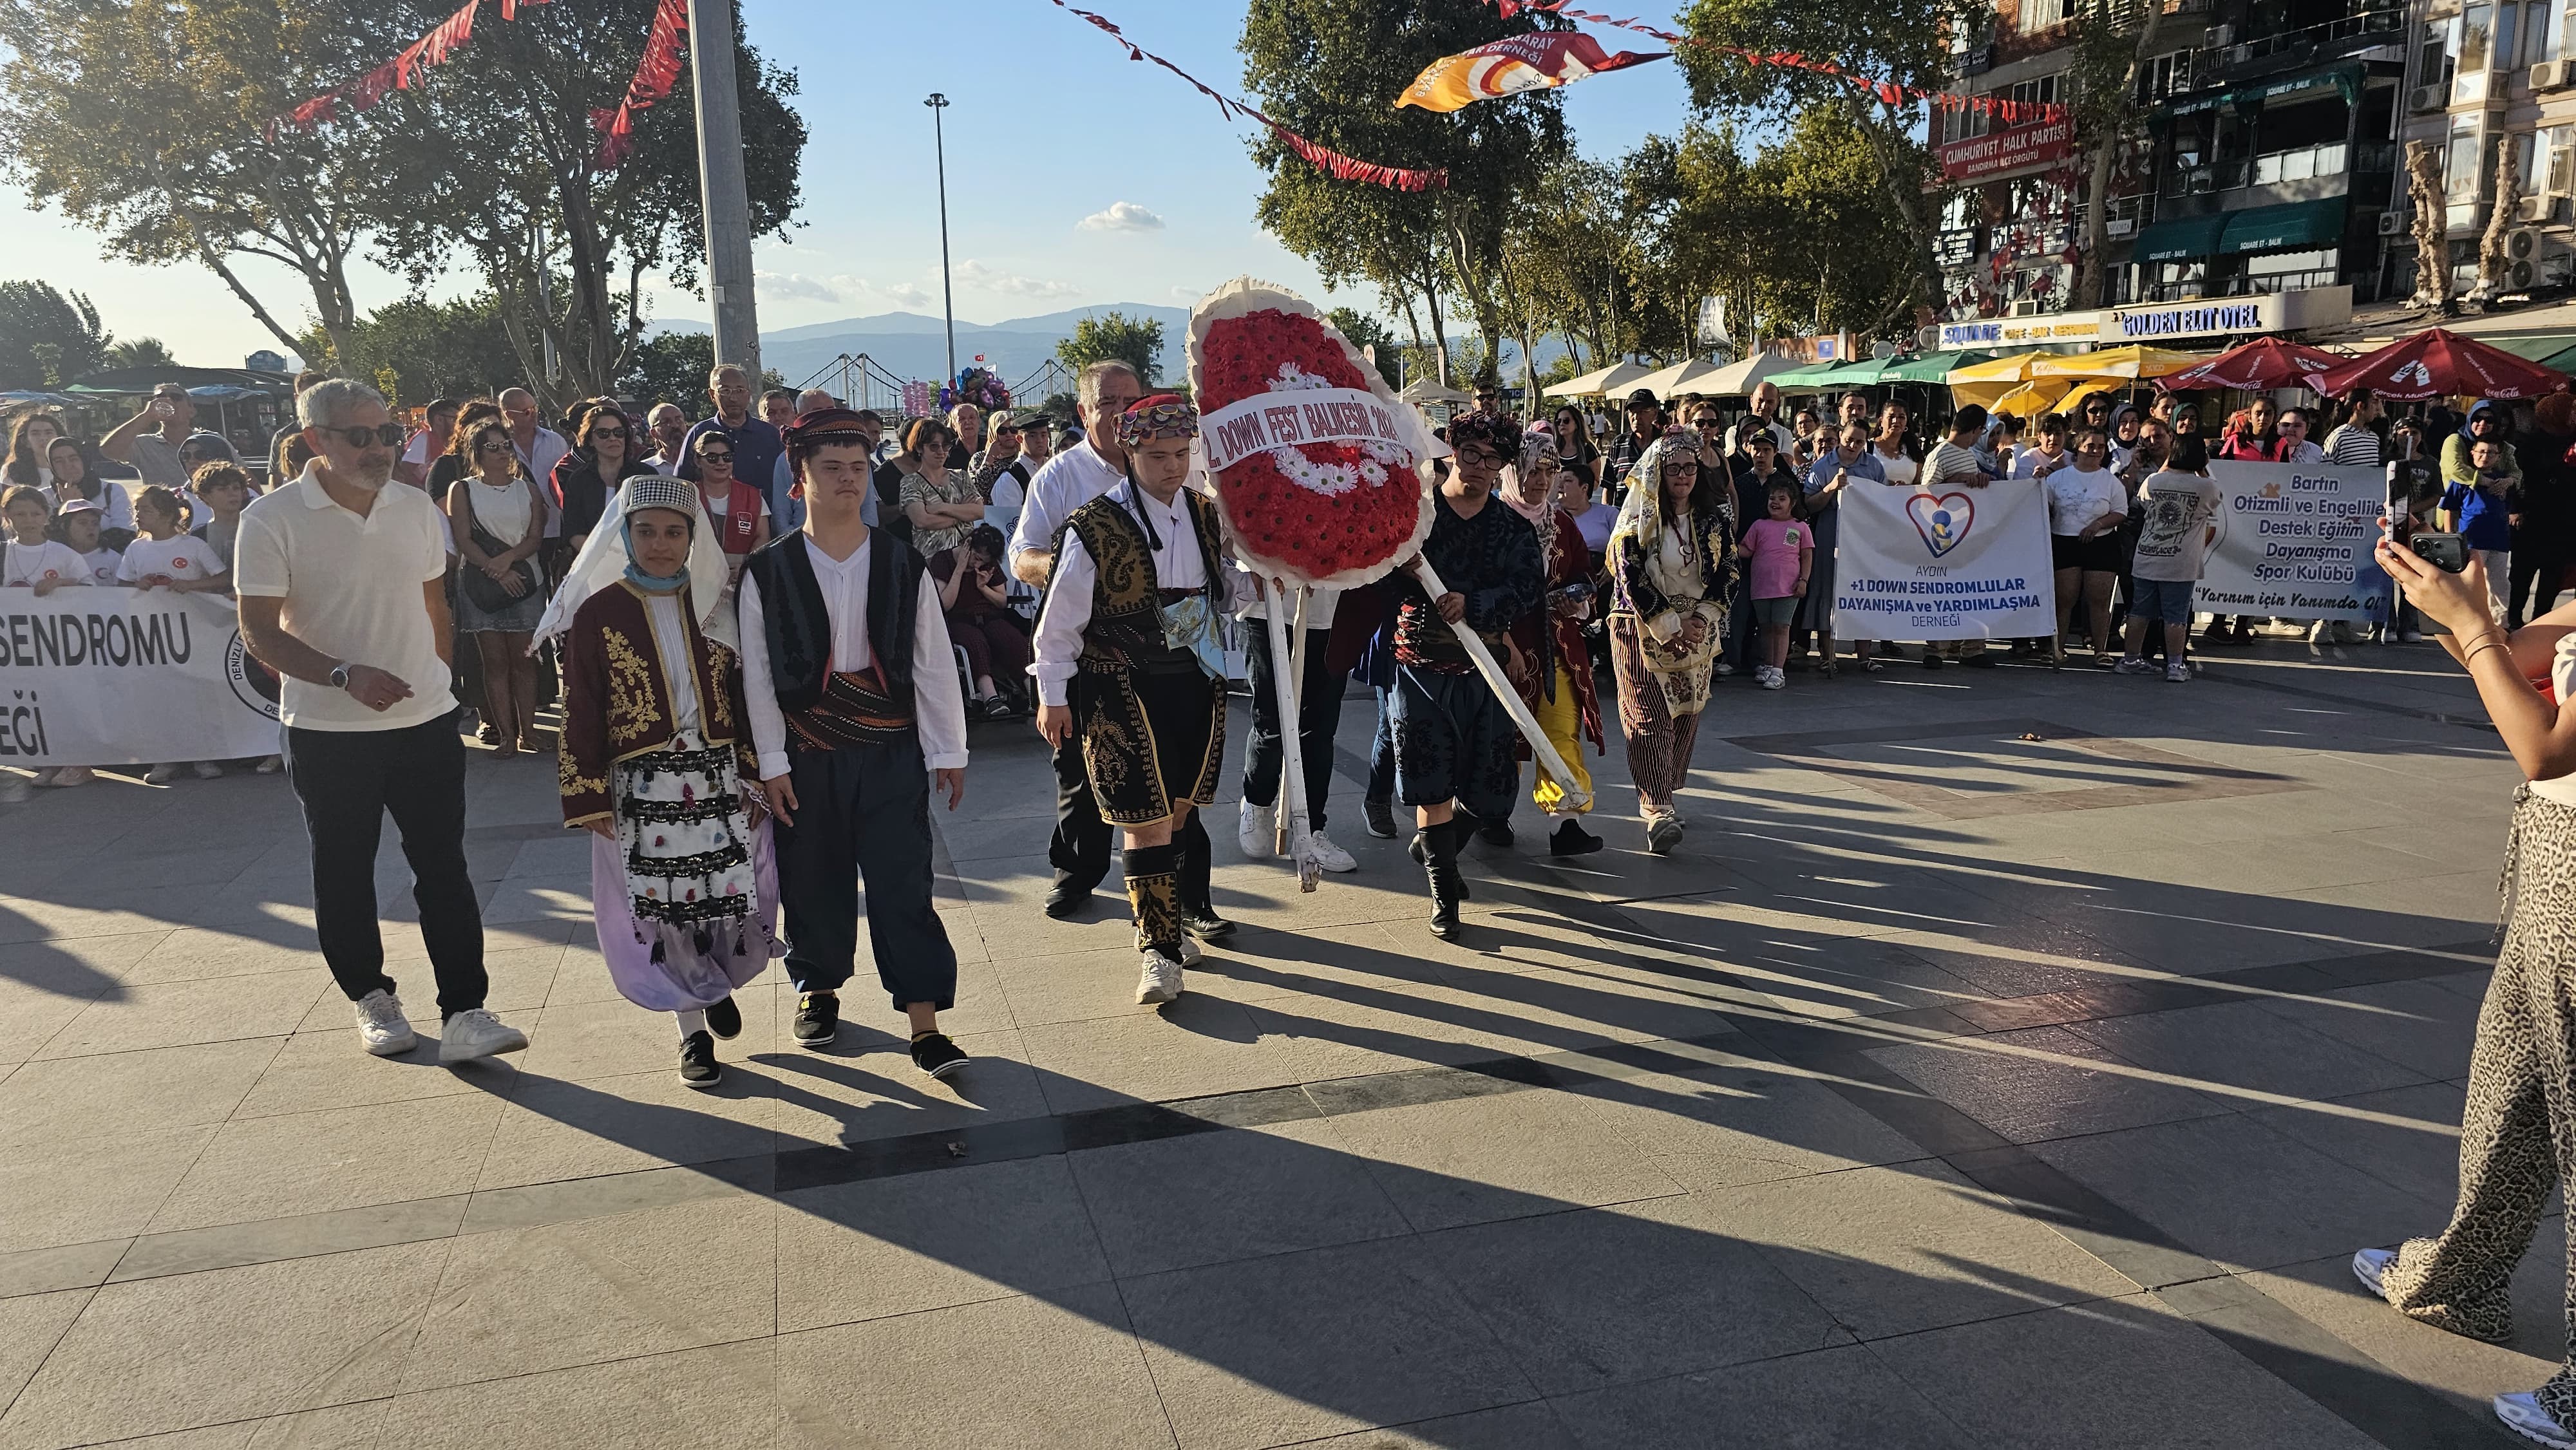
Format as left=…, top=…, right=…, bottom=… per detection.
left=2193, top=462, right=2392, bottom=623
left=1831, top=478, right=2058, bottom=641
left=0, top=590, right=281, bottom=767
left=1197, top=386, right=1420, bottom=473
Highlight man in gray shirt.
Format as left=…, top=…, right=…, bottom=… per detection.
left=99, top=382, right=201, bottom=491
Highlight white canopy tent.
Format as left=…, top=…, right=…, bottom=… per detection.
left=1622, top=357, right=1723, bottom=400
left=1696, top=352, right=1799, bottom=397
left=1542, top=361, right=1651, bottom=399
left=1397, top=379, right=1473, bottom=404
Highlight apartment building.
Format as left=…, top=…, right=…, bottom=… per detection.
left=2396, top=0, right=2576, bottom=294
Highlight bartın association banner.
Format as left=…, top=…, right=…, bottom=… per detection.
left=1832, top=478, right=2057, bottom=641
left=2194, top=462, right=2392, bottom=623
left=0, top=592, right=280, bottom=767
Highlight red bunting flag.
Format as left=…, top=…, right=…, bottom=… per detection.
left=1047, top=0, right=1447, bottom=191
left=589, top=0, right=689, bottom=169
left=267, top=0, right=552, bottom=141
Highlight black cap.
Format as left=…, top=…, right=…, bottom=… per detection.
left=1625, top=388, right=1660, bottom=410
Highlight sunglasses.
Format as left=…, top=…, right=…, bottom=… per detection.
left=697, top=450, right=734, bottom=464
left=475, top=440, right=515, bottom=455
left=317, top=423, right=406, bottom=448
left=590, top=427, right=627, bottom=440
left=1692, top=419, right=1722, bottom=429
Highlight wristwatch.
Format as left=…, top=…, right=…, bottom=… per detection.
left=329, top=663, right=352, bottom=691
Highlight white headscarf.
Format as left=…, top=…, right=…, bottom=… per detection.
left=531, top=476, right=737, bottom=651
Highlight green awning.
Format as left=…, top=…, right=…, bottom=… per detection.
left=2155, top=59, right=2364, bottom=119
left=1876, top=349, right=1994, bottom=383
left=2539, top=344, right=2576, bottom=374
left=2217, top=196, right=2349, bottom=255
left=2489, top=334, right=2576, bottom=361
left=1770, top=358, right=1882, bottom=388
left=2134, top=212, right=2230, bottom=263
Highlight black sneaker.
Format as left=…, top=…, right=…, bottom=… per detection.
left=677, top=1030, right=721, bottom=1088
left=792, top=992, right=840, bottom=1048
left=1549, top=820, right=1604, bottom=856
left=910, top=1031, right=971, bottom=1079
left=704, top=995, right=742, bottom=1040
left=1363, top=798, right=1398, bottom=839
left=1042, top=883, right=1090, bottom=919
left=1180, top=908, right=1236, bottom=942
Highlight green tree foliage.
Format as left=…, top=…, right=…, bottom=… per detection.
left=1325, top=306, right=1401, bottom=390
left=0, top=280, right=112, bottom=388
left=1056, top=312, right=1166, bottom=390
left=2063, top=0, right=2169, bottom=306
left=1238, top=0, right=1570, bottom=379
left=104, top=337, right=178, bottom=370
left=1506, top=158, right=1637, bottom=369
left=300, top=295, right=520, bottom=406
left=620, top=330, right=715, bottom=411
left=1672, top=0, right=1971, bottom=322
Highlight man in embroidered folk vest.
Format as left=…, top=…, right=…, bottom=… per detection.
left=737, top=409, right=974, bottom=1080
left=1032, top=397, right=1236, bottom=1006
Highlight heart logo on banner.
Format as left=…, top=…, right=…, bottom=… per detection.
left=1906, top=492, right=1976, bottom=558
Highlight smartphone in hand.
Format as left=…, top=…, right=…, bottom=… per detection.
left=2408, top=531, right=2470, bottom=573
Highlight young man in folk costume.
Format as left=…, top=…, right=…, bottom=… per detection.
left=557, top=478, right=781, bottom=1088
left=1033, top=397, right=1236, bottom=1006
left=1392, top=413, right=1547, bottom=939
left=1501, top=438, right=1605, bottom=857
left=737, top=409, right=972, bottom=1079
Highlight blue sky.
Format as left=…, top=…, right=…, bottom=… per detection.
left=5, top=0, right=1690, bottom=368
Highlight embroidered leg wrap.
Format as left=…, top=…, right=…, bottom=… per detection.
left=1124, top=843, right=1184, bottom=957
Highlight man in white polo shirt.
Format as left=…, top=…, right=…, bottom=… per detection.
left=234, top=379, right=527, bottom=1065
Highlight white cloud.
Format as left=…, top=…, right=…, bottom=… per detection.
left=953, top=259, right=1080, bottom=301
left=1168, top=284, right=1205, bottom=303
left=882, top=282, right=933, bottom=309
left=750, top=272, right=938, bottom=313
left=1079, top=202, right=1166, bottom=233
left=755, top=270, right=841, bottom=303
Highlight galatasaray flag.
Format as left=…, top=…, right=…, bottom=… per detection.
left=1396, top=32, right=1668, bottom=112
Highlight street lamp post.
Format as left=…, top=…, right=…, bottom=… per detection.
left=926, top=93, right=956, bottom=391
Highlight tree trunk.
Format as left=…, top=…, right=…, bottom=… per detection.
left=1843, top=97, right=1940, bottom=323
left=2407, top=140, right=2454, bottom=313
left=2472, top=135, right=2523, bottom=305
left=2076, top=0, right=2166, bottom=308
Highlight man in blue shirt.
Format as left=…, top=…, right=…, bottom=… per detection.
left=678, top=362, right=783, bottom=517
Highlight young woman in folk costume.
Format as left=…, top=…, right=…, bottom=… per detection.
left=1607, top=429, right=1739, bottom=856
left=1499, top=438, right=1605, bottom=857
left=557, top=476, right=781, bottom=1088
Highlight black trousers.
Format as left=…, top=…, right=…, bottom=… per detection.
left=1242, top=625, right=1345, bottom=832
left=1050, top=719, right=1115, bottom=895
left=284, top=709, right=486, bottom=1018
left=2510, top=547, right=2571, bottom=628
left=775, top=736, right=958, bottom=1012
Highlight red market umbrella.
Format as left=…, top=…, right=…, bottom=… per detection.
left=2156, top=337, right=2349, bottom=393
left=2309, top=327, right=2568, bottom=402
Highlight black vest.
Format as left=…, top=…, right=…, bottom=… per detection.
left=744, top=529, right=919, bottom=712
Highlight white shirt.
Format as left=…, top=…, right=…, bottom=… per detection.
left=2277, top=439, right=2327, bottom=464
left=1723, top=419, right=1796, bottom=458
left=459, top=476, right=536, bottom=548
left=118, top=534, right=227, bottom=585
left=1007, top=438, right=1126, bottom=575
left=400, top=430, right=438, bottom=470
left=2539, top=635, right=2576, bottom=805
left=645, top=592, right=701, bottom=735
left=77, top=547, right=121, bottom=586
left=45, top=480, right=133, bottom=532
left=2009, top=447, right=2069, bottom=480
left=1030, top=481, right=1216, bottom=708
left=735, top=533, right=969, bottom=780
left=1872, top=446, right=1920, bottom=486
left=2045, top=465, right=2128, bottom=537
left=513, top=428, right=570, bottom=536
left=232, top=463, right=454, bottom=732
left=2, top=539, right=89, bottom=588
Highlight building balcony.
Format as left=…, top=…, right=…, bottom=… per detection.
left=2156, top=140, right=2396, bottom=207
left=2187, top=7, right=2404, bottom=84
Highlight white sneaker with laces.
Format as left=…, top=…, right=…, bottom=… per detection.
left=1760, top=667, right=1785, bottom=691
left=1135, top=950, right=1185, bottom=1005
left=189, top=761, right=223, bottom=780
left=144, top=763, right=178, bottom=784
left=1238, top=800, right=1274, bottom=859
left=2351, top=1247, right=2394, bottom=1296
left=1306, top=829, right=1358, bottom=874
left=2498, top=1392, right=2576, bottom=1449
left=2164, top=661, right=2191, bottom=683
left=353, top=989, right=417, bottom=1056
left=1175, top=932, right=1202, bottom=966
left=437, top=1008, right=528, bottom=1064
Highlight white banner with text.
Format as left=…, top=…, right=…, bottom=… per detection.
left=2194, top=462, right=2392, bottom=623
left=1832, top=478, right=2058, bottom=641
left=0, top=590, right=281, bottom=767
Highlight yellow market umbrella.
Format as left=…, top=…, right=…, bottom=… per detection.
left=1943, top=350, right=2053, bottom=407
left=2029, top=344, right=2207, bottom=381
left=1987, top=377, right=2099, bottom=418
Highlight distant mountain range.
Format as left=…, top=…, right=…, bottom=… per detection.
left=656, top=304, right=1194, bottom=397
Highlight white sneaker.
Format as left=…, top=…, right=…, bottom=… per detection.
left=189, top=760, right=223, bottom=780
left=1714, top=660, right=1735, bottom=677
left=44, top=766, right=95, bottom=787
left=1175, top=933, right=1203, bottom=966
left=1135, top=950, right=1184, bottom=1005
left=1238, top=800, right=1274, bottom=859
left=0, top=773, right=29, bottom=804
left=2164, top=661, right=2190, bottom=683
left=353, top=989, right=417, bottom=1056
left=253, top=755, right=283, bottom=775
left=2498, top=1393, right=2576, bottom=1449
left=1306, top=829, right=1358, bottom=874
left=437, top=1007, right=528, bottom=1064
left=144, top=763, right=178, bottom=785
left=1760, top=667, right=1785, bottom=691
left=2351, top=1247, right=2394, bottom=1296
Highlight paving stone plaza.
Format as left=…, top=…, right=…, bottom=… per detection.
left=0, top=646, right=2546, bottom=1448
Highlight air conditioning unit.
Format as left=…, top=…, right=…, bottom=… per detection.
left=2409, top=83, right=2449, bottom=111
left=2511, top=258, right=2539, bottom=289
left=2008, top=299, right=2049, bottom=317
left=2536, top=60, right=2576, bottom=90
left=2204, top=23, right=2235, bottom=45
left=2509, top=226, right=2544, bottom=261
left=2377, top=211, right=2407, bottom=236
left=2521, top=194, right=2552, bottom=221
left=2107, top=217, right=2137, bottom=237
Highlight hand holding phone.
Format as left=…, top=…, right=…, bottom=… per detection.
left=2408, top=531, right=2470, bottom=573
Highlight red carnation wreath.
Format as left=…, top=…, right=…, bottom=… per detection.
left=1187, top=278, right=1439, bottom=588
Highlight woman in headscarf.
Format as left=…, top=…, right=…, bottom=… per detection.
left=1607, top=428, right=1737, bottom=854
left=1502, top=437, right=1605, bottom=856
left=556, top=476, right=779, bottom=1089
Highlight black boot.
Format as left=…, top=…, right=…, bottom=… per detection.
left=1549, top=819, right=1604, bottom=856
left=1175, top=813, right=1235, bottom=941
left=1411, top=820, right=1466, bottom=939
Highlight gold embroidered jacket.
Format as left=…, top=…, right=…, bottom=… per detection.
left=557, top=582, right=747, bottom=828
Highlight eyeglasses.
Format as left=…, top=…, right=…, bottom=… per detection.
left=1454, top=447, right=1505, bottom=467
left=317, top=423, right=405, bottom=448
left=696, top=451, right=734, bottom=464
left=590, top=427, right=627, bottom=440
left=475, top=440, right=515, bottom=455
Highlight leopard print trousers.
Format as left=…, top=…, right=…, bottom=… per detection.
left=2382, top=787, right=2576, bottom=1420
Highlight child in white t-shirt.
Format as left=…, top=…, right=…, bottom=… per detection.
left=55, top=498, right=122, bottom=585
left=2, top=485, right=86, bottom=595
left=121, top=486, right=232, bottom=784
